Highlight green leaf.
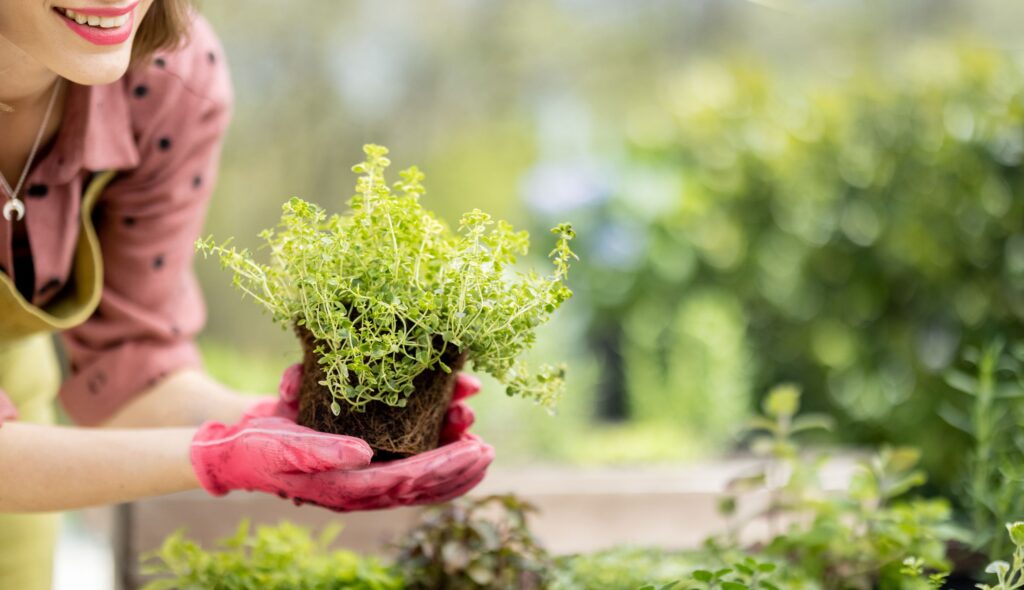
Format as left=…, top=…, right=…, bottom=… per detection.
left=466, top=563, right=495, bottom=585
left=746, top=416, right=778, bottom=433
left=790, top=414, right=834, bottom=434
left=995, top=384, right=1024, bottom=399
left=733, top=562, right=755, bottom=576
left=936, top=403, right=972, bottom=435
left=440, top=541, right=471, bottom=570
left=944, top=369, right=980, bottom=395
left=763, top=384, right=801, bottom=419
left=1007, top=522, right=1024, bottom=547
left=884, top=447, right=922, bottom=473
left=884, top=470, right=928, bottom=498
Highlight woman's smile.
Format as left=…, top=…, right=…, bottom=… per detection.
left=53, top=2, right=138, bottom=45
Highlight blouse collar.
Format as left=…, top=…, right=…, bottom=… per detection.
left=37, top=79, right=140, bottom=185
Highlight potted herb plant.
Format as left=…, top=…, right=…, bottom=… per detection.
left=198, top=145, right=576, bottom=458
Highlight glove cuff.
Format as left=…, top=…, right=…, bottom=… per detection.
left=190, top=420, right=232, bottom=496
left=0, top=389, right=18, bottom=427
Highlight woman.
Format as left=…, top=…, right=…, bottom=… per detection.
left=0, top=1, right=494, bottom=588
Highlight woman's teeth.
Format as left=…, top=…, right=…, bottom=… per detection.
left=61, top=8, right=129, bottom=28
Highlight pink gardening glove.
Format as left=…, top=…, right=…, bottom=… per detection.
left=283, top=431, right=494, bottom=511
left=243, top=365, right=492, bottom=511
left=441, top=372, right=481, bottom=443
left=0, top=388, right=17, bottom=428
left=190, top=415, right=373, bottom=498
left=242, top=363, right=303, bottom=421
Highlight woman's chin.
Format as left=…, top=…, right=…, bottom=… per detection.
left=58, top=52, right=132, bottom=86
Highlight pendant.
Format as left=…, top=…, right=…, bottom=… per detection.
left=3, top=198, right=25, bottom=222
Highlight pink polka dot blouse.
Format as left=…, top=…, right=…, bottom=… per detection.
left=0, top=16, right=233, bottom=425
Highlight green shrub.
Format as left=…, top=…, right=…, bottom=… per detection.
left=717, top=385, right=966, bottom=590
left=943, top=341, right=1024, bottom=559
left=199, top=144, right=575, bottom=413
left=976, top=523, right=1024, bottom=590
left=551, top=549, right=796, bottom=590
left=394, top=494, right=553, bottom=589
left=549, top=548, right=700, bottom=590
left=527, top=40, right=1024, bottom=477
left=141, top=521, right=401, bottom=590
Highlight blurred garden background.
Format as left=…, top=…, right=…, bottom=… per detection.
left=193, top=0, right=1024, bottom=483
left=56, top=1, right=1024, bottom=588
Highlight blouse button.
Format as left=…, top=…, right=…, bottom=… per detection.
left=87, top=371, right=108, bottom=395
left=26, top=184, right=48, bottom=198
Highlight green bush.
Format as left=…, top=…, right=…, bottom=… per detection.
left=141, top=521, right=401, bottom=590
left=199, top=144, right=575, bottom=413
left=712, top=386, right=965, bottom=590
left=395, top=495, right=552, bottom=589
left=977, top=523, right=1024, bottom=590
left=527, top=39, right=1024, bottom=481
left=551, top=549, right=798, bottom=590
left=549, top=548, right=700, bottom=590
left=943, top=341, right=1024, bottom=559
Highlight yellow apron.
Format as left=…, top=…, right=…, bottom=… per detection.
left=0, top=171, right=114, bottom=590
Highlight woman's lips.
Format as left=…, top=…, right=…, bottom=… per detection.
left=56, top=1, right=138, bottom=17
left=54, top=3, right=137, bottom=46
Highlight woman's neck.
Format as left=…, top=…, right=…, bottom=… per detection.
left=0, top=34, right=67, bottom=185
left=0, top=35, right=61, bottom=112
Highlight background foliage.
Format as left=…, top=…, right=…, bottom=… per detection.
left=196, top=0, right=1024, bottom=476
left=561, top=40, right=1024, bottom=490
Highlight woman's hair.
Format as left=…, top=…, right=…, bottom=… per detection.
left=132, top=0, right=195, bottom=63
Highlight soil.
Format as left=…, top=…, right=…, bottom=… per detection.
left=943, top=541, right=987, bottom=590
left=294, top=325, right=466, bottom=459
left=943, top=573, right=982, bottom=590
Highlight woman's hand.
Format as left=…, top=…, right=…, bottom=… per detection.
left=285, top=431, right=493, bottom=511
left=240, top=363, right=303, bottom=421
left=0, top=370, right=490, bottom=513
left=441, top=373, right=482, bottom=443
left=190, top=415, right=373, bottom=498
left=239, top=364, right=494, bottom=511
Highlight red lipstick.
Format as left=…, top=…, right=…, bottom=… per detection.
left=55, top=2, right=138, bottom=46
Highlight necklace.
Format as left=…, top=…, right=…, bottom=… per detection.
left=1, top=78, right=64, bottom=222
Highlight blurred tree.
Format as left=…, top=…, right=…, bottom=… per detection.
left=527, top=39, right=1024, bottom=485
